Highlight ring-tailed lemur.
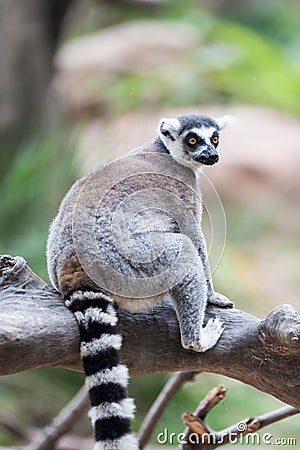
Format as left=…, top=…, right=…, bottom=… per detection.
left=47, top=113, right=234, bottom=450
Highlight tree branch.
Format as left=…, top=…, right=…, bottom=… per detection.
left=23, top=385, right=89, bottom=450
left=180, top=385, right=299, bottom=449
left=138, top=371, right=198, bottom=449
left=0, top=255, right=300, bottom=411
left=182, top=385, right=228, bottom=445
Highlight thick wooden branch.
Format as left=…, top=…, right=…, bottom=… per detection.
left=0, top=255, right=299, bottom=411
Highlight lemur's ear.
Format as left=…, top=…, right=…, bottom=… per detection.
left=215, top=115, right=236, bottom=131
left=158, top=117, right=180, bottom=141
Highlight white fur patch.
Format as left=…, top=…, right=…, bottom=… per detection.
left=214, top=115, right=236, bottom=130
left=75, top=305, right=118, bottom=327
left=160, top=137, right=183, bottom=161
left=68, top=290, right=112, bottom=304
left=157, top=117, right=181, bottom=156
left=86, top=364, right=129, bottom=390
left=88, top=398, right=136, bottom=425
left=157, top=117, right=180, bottom=136
left=93, top=433, right=139, bottom=450
left=81, top=334, right=122, bottom=357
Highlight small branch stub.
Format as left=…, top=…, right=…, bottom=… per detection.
left=182, top=412, right=210, bottom=439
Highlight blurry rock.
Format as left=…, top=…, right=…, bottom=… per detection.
left=207, top=105, right=300, bottom=202
left=57, top=21, right=197, bottom=74
left=54, top=21, right=199, bottom=117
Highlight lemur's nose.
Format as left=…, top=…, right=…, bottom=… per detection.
left=210, top=154, right=219, bottom=163
left=194, top=152, right=219, bottom=165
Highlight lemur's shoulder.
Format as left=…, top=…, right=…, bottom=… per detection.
left=126, top=139, right=167, bottom=156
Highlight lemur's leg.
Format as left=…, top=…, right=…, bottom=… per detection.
left=198, top=231, right=234, bottom=308
left=170, top=253, right=224, bottom=352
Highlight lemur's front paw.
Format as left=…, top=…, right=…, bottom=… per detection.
left=181, top=318, right=224, bottom=353
left=208, top=292, right=234, bottom=308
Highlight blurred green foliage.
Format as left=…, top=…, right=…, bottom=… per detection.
left=0, top=131, right=77, bottom=281
left=0, top=0, right=299, bottom=447
left=73, top=0, right=300, bottom=117
left=206, top=21, right=300, bottom=114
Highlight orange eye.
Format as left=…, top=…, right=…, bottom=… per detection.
left=212, top=136, right=219, bottom=145
left=188, top=137, right=197, bottom=145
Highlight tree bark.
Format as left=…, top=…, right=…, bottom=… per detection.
left=0, top=0, right=73, bottom=157
left=0, top=255, right=299, bottom=410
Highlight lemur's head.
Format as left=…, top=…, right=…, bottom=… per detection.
left=157, top=114, right=235, bottom=169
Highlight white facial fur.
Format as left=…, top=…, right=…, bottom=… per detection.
left=157, top=115, right=235, bottom=172
left=158, top=117, right=181, bottom=162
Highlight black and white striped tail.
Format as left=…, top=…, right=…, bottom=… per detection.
left=66, top=290, right=139, bottom=450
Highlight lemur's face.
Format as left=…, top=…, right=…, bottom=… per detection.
left=157, top=114, right=234, bottom=170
